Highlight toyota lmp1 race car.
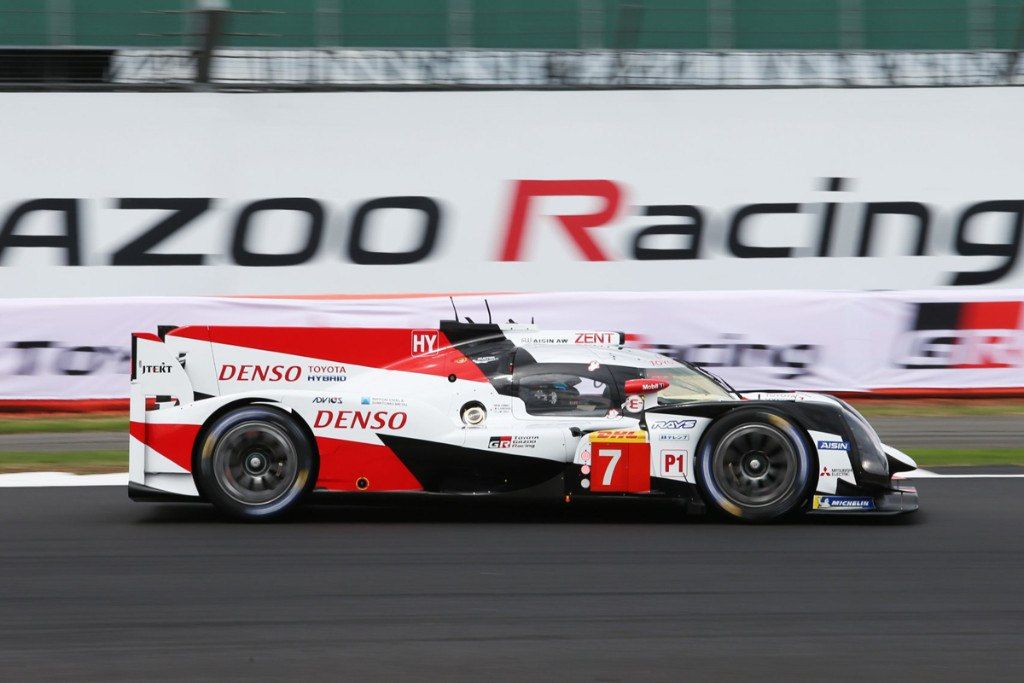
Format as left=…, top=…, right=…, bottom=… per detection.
left=129, top=320, right=919, bottom=521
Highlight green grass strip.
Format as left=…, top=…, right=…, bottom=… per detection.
left=0, top=450, right=126, bottom=473
left=854, top=404, right=1024, bottom=418
left=0, top=417, right=128, bottom=434
left=904, top=449, right=1024, bottom=468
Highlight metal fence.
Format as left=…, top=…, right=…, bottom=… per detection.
left=0, top=1, right=1022, bottom=88
left=3, top=1, right=1024, bottom=50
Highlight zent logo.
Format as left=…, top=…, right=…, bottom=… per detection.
left=650, top=419, right=696, bottom=429
left=411, top=330, right=439, bottom=355
left=575, top=332, right=618, bottom=344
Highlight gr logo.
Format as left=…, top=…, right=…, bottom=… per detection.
left=897, top=301, right=1024, bottom=369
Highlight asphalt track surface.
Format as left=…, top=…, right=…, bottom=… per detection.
left=1, top=477, right=1023, bottom=682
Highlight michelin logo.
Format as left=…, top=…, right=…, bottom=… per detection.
left=817, top=440, right=850, bottom=451
left=812, top=496, right=875, bottom=510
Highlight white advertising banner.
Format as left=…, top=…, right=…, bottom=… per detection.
left=0, top=89, right=1022, bottom=297
left=2, top=290, right=1024, bottom=400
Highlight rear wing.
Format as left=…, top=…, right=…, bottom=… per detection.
left=130, top=332, right=194, bottom=407
left=129, top=332, right=196, bottom=488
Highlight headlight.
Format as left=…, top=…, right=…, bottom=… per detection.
left=841, top=408, right=889, bottom=477
left=461, top=403, right=487, bottom=427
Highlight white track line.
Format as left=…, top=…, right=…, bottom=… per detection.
left=0, top=471, right=126, bottom=487
left=896, top=469, right=1024, bottom=479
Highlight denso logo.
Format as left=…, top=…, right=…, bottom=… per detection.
left=313, top=410, right=408, bottom=430
left=650, top=419, right=696, bottom=429
left=219, top=364, right=301, bottom=382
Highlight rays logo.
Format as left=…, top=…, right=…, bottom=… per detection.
left=650, top=419, right=696, bottom=429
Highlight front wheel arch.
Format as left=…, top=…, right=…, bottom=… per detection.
left=192, top=402, right=319, bottom=519
left=694, top=408, right=817, bottom=522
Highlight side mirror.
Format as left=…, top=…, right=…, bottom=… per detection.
left=623, top=378, right=669, bottom=395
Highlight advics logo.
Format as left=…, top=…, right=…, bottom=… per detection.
left=896, top=301, right=1024, bottom=369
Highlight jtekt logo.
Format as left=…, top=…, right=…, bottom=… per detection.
left=896, top=301, right=1024, bottom=368
left=138, top=362, right=173, bottom=374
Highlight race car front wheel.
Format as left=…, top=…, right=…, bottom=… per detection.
left=196, top=405, right=317, bottom=520
left=696, top=410, right=815, bottom=522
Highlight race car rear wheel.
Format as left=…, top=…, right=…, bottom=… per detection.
left=696, top=410, right=814, bottom=522
left=196, top=405, right=316, bottom=520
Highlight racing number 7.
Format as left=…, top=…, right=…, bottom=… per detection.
left=597, top=448, right=622, bottom=486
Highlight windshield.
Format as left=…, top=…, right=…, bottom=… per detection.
left=637, top=365, right=734, bottom=404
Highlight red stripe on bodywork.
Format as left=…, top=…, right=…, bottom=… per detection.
left=315, top=436, right=422, bottom=492
left=130, top=420, right=200, bottom=472
left=169, top=326, right=488, bottom=382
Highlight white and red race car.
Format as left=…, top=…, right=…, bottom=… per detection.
left=129, top=320, right=918, bottom=521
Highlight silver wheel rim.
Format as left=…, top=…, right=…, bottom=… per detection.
left=712, top=423, right=799, bottom=508
left=212, top=421, right=299, bottom=506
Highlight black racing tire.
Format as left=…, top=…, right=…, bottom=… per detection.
left=195, top=405, right=317, bottom=521
left=695, top=409, right=815, bottom=522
